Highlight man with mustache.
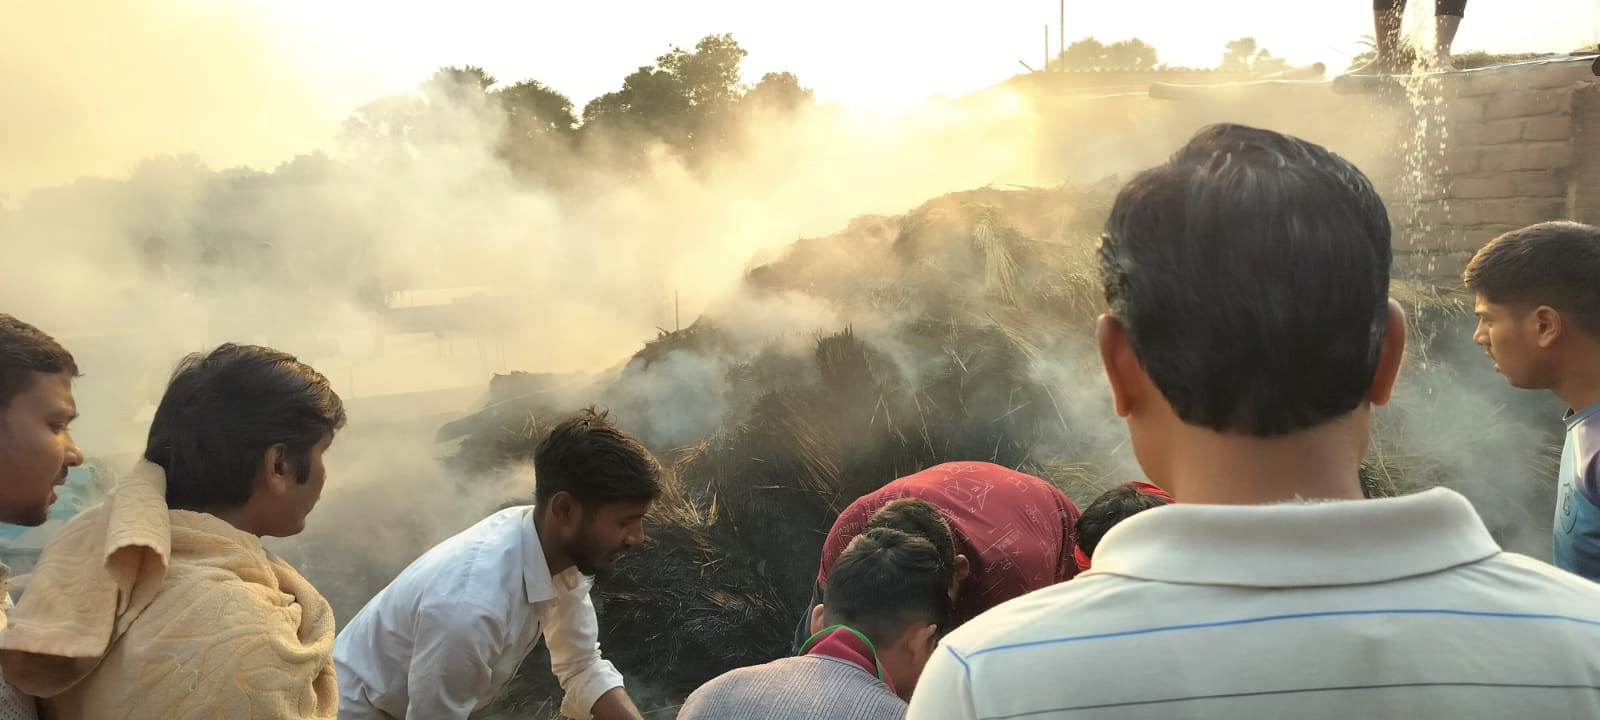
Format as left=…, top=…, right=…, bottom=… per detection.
left=0, top=315, right=82, bottom=720
left=334, top=408, right=660, bottom=720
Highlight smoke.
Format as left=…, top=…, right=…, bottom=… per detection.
left=0, top=39, right=1067, bottom=618
left=0, top=23, right=1569, bottom=635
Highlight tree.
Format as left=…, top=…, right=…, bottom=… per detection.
left=657, top=33, right=747, bottom=110
left=1220, top=37, right=1290, bottom=74
left=424, top=65, right=497, bottom=102
left=1052, top=37, right=1158, bottom=71
left=579, top=33, right=754, bottom=153
left=742, top=72, right=813, bottom=112
left=496, top=79, right=577, bottom=138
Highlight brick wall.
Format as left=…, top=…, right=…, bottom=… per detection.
left=1021, top=56, right=1598, bottom=280
left=1390, top=58, right=1597, bottom=276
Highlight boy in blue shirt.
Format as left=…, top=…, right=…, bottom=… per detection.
left=1465, top=221, right=1600, bottom=579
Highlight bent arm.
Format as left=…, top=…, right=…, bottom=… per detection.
left=589, top=686, right=643, bottom=720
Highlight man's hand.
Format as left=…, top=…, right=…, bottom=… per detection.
left=588, top=686, right=643, bottom=720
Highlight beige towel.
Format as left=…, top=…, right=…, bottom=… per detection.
left=0, top=462, right=337, bottom=719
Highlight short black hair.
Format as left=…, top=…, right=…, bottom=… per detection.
left=146, top=344, right=346, bottom=510
left=534, top=407, right=662, bottom=508
left=865, top=498, right=958, bottom=572
left=1464, top=221, right=1600, bottom=338
left=823, top=527, right=953, bottom=646
left=0, top=314, right=78, bottom=410
left=1100, top=124, right=1392, bottom=436
left=1076, top=483, right=1171, bottom=559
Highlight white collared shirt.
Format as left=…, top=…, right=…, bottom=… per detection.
left=909, top=487, right=1600, bottom=719
left=333, top=507, right=623, bottom=720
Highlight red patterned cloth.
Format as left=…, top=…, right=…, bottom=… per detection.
left=817, top=462, right=1081, bottom=626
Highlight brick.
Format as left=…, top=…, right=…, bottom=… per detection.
left=1524, top=62, right=1600, bottom=90
left=1454, top=119, right=1524, bottom=146
left=1450, top=175, right=1517, bottom=199
left=1513, top=170, right=1569, bottom=197
left=1462, top=224, right=1521, bottom=248
left=1484, top=90, right=1570, bottom=120
left=1455, top=70, right=1522, bottom=98
left=1478, top=142, right=1572, bottom=172
left=1445, top=201, right=1481, bottom=226
left=1514, top=198, right=1569, bottom=226
left=1523, top=114, right=1574, bottom=141
left=1473, top=199, right=1522, bottom=225
left=1447, top=97, right=1488, bottom=123
left=1442, top=147, right=1481, bottom=173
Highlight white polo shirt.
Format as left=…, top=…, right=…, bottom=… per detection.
left=909, top=487, right=1600, bottom=719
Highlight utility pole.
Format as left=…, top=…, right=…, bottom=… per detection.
left=1044, top=24, right=1049, bottom=73
left=1059, top=0, right=1065, bottom=72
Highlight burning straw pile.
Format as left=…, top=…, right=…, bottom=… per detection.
left=461, top=183, right=1472, bottom=718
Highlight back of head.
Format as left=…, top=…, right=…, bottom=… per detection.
left=1076, top=482, right=1172, bottom=559
left=0, top=314, right=78, bottom=412
left=1464, top=221, right=1600, bottom=338
left=823, top=527, right=953, bottom=646
left=146, top=344, right=345, bottom=509
left=1100, top=124, right=1392, bottom=436
left=865, top=498, right=957, bottom=573
left=534, top=407, right=662, bottom=508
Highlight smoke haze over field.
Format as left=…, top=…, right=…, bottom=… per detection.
left=0, top=9, right=1576, bottom=638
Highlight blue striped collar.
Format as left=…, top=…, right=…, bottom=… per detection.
left=1566, top=402, right=1600, bottom=430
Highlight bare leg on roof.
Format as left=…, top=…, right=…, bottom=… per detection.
left=1355, top=0, right=1408, bottom=74
left=1434, top=0, right=1467, bottom=70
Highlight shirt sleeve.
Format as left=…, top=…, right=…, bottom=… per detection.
left=1051, top=486, right=1083, bottom=582
left=406, top=602, right=507, bottom=720
left=543, top=580, right=626, bottom=719
left=906, top=644, right=978, bottom=720
left=1577, top=425, right=1600, bottom=506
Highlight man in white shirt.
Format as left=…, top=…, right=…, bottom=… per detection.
left=0, top=315, right=84, bottom=720
left=335, top=408, right=658, bottom=719
left=907, top=124, right=1600, bottom=719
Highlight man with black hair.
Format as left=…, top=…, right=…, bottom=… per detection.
left=0, top=315, right=82, bottom=720
left=909, top=125, right=1600, bottom=719
left=681, top=527, right=949, bottom=720
left=797, top=462, right=1079, bottom=650
left=0, top=343, right=346, bottom=719
left=335, top=408, right=659, bottom=720
left=1071, top=481, right=1171, bottom=571
left=1464, top=221, right=1600, bottom=580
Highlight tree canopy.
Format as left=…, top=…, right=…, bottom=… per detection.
left=340, top=33, right=814, bottom=179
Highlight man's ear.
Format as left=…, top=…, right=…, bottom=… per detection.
left=953, top=554, right=971, bottom=584
left=1097, top=314, right=1138, bottom=418
left=1368, top=300, right=1408, bottom=407
left=809, top=603, right=827, bottom=637
left=261, top=443, right=292, bottom=496
left=1533, top=305, right=1563, bottom=350
left=549, top=491, right=578, bottom=523
left=910, top=623, right=939, bottom=662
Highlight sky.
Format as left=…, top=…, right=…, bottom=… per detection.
left=3, top=0, right=1597, bottom=195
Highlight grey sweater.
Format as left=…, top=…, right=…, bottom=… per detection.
left=677, top=655, right=906, bottom=720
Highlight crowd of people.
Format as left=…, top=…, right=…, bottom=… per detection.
left=0, top=123, right=1597, bottom=719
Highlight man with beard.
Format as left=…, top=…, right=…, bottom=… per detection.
left=0, top=315, right=83, bottom=720
left=334, top=408, right=660, bottom=720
